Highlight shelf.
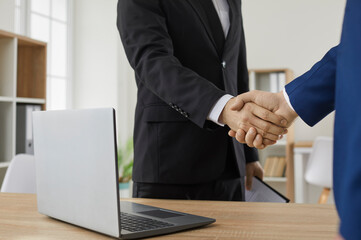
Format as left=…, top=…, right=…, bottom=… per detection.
left=249, top=68, right=291, bottom=74
left=264, top=177, right=287, bottom=182
left=0, top=162, right=10, bottom=168
left=18, top=36, right=46, bottom=47
left=0, top=96, right=14, bottom=102
left=294, top=147, right=313, bottom=154
left=294, top=141, right=313, bottom=148
left=16, top=97, right=46, bottom=104
left=273, top=140, right=287, bottom=146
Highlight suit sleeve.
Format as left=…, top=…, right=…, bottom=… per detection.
left=285, top=46, right=338, bottom=126
left=244, top=145, right=259, bottom=163
left=117, top=0, right=226, bottom=128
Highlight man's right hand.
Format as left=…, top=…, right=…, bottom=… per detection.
left=228, top=90, right=298, bottom=148
left=219, top=97, right=288, bottom=144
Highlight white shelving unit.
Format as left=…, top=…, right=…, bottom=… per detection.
left=0, top=29, right=46, bottom=186
left=264, top=177, right=287, bottom=182
left=0, top=162, right=10, bottom=168
left=249, top=69, right=295, bottom=201
left=16, top=98, right=46, bottom=104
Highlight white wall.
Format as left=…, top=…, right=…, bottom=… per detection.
left=72, top=0, right=136, bottom=145
left=243, top=0, right=346, bottom=141
left=117, top=27, right=137, bottom=146
left=73, top=0, right=119, bottom=109
left=0, top=0, right=14, bottom=32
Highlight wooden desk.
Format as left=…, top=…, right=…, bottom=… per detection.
left=0, top=193, right=339, bottom=240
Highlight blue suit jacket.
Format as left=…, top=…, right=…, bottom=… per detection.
left=286, top=1, right=361, bottom=238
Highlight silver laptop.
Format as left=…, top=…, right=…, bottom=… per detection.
left=33, top=108, right=215, bottom=239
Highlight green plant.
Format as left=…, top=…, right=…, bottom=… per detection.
left=118, top=138, right=133, bottom=183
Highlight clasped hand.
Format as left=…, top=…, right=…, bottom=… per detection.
left=219, top=90, right=298, bottom=149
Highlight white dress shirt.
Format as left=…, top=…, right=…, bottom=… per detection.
left=207, top=1, right=295, bottom=126
left=207, top=0, right=232, bottom=126
left=212, top=0, right=230, bottom=38
left=283, top=88, right=295, bottom=111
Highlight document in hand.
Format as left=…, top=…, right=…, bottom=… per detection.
left=245, top=177, right=290, bottom=203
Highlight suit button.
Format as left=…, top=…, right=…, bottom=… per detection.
left=221, top=61, right=226, bottom=69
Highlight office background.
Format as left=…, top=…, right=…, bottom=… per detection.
left=0, top=0, right=345, bottom=203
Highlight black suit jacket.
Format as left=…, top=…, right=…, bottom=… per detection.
left=117, top=0, right=258, bottom=184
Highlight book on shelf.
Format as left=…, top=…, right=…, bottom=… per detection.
left=278, top=72, right=286, bottom=88
left=250, top=71, right=287, bottom=92
left=264, top=156, right=286, bottom=177
left=16, top=104, right=42, bottom=154
left=269, top=72, right=286, bottom=93
left=269, top=73, right=279, bottom=93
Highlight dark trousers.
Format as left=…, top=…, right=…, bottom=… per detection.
left=133, top=177, right=245, bottom=201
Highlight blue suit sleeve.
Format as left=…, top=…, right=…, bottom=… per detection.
left=285, top=46, right=338, bottom=126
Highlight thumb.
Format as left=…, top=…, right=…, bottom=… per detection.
left=231, top=91, right=257, bottom=111
left=246, top=172, right=253, bottom=191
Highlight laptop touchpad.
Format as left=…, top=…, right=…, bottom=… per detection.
left=139, top=210, right=184, bottom=219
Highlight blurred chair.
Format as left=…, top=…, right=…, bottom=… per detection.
left=304, top=137, right=333, bottom=204
left=0, top=154, right=36, bottom=194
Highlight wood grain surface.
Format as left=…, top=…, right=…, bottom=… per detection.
left=0, top=193, right=339, bottom=240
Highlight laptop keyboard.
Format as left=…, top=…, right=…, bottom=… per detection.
left=120, top=212, right=174, bottom=232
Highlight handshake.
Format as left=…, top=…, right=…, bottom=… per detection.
left=219, top=90, right=299, bottom=149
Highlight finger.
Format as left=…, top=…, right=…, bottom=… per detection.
left=230, top=91, right=257, bottom=111
left=230, top=95, right=245, bottom=111
left=245, top=113, right=286, bottom=136
left=245, top=122, right=280, bottom=141
left=245, top=127, right=257, bottom=148
left=334, top=234, right=345, bottom=240
left=246, top=171, right=253, bottom=191
left=263, top=139, right=277, bottom=146
left=228, top=130, right=236, bottom=138
left=253, top=134, right=265, bottom=149
left=235, top=129, right=246, bottom=143
left=255, top=163, right=264, bottom=180
left=253, top=128, right=280, bottom=141
left=252, top=105, right=288, bottom=127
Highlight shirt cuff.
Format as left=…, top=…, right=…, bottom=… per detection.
left=207, top=94, right=233, bottom=126
left=283, top=87, right=295, bottom=111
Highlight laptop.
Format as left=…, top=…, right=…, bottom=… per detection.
left=33, top=108, right=215, bottom=239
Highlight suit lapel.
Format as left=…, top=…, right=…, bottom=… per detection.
left=225, top=0, right=238, bottom=47
left=223, top=0, right=240, bottom=95
left=186, top=0, right=220, bottom=56
left=187, top=0, right=239, bottom=58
